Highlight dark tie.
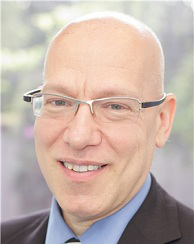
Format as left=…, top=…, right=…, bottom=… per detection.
left=65, top=237, right=81, bottom=243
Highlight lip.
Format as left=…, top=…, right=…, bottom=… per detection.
left=57, top=158, right=108, bottom=182
left=58, top=158, right=106, bottom=166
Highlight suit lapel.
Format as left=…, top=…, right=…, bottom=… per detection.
left=118, top=176, right=181, bottom=244
left=118, top=222, right=153, bottom=244
left=28, top=212, right=49, bottom=244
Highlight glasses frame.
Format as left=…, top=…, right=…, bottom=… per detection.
left=23, top=88, right=167, bottom=117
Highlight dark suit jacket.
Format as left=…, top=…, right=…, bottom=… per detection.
left=1, top=176, right=194, bottom=244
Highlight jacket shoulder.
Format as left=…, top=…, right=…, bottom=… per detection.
left=119, top=175, right=194, bottom=244
left=1, top=209, right=49, bottom=244
left=176, top=200, right=194, bottom=242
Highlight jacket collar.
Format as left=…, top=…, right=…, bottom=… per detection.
left=118, top=175, right=181, bottom=244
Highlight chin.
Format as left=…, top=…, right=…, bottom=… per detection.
left=58, top=195, right=107, bottom=221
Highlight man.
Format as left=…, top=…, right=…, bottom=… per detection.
left=1, top=11, right=193, bottom=244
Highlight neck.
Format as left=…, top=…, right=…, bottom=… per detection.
left=62, top=211, right=95, bottom=236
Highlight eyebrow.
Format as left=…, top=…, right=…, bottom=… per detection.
left=42, top=83, right=139, bottom=99
left=42, top=84, right=76, bottom=97
left=93, top=89, right=139, bottom=99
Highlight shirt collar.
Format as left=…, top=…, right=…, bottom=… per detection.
left=45, top=173, right=151, bottom=244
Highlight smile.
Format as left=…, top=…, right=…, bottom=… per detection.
left=61, top=161, right=104, bottom=173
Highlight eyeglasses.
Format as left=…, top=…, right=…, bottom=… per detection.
left=23, top=88, right=166, bottom=123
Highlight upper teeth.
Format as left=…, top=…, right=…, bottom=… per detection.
left=63, top=162, right=102, bottom=173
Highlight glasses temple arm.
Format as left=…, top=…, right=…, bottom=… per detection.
left=23, top=88, right=41, bottom=102
left=141, top=93, right=167, bottom=109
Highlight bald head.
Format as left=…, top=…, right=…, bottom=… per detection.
left=44, top=11, right=164, bottom=97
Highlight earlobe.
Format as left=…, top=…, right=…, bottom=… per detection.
left=156, top=94, right=176, bottom=148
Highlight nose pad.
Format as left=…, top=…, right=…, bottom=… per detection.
left=74, top=102, right=80, bottom=113
left=75, top=100, right=94, bottom=115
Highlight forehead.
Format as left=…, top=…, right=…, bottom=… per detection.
left=44, top=19, right=160, bottom=99
left=43, top=65, right=141, bottom=99
left=45, top=19, right=149, bottom=71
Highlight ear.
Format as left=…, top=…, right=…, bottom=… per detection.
left=156, top=93, right=176, bottom=148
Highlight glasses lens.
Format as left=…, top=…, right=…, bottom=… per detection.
left=93, top=98, right=140, bottom=122
left=32, top=95, right=140, bottom=123
left=33, top=94, right=75, bottom=120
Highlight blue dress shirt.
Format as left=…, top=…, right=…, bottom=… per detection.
left=45, top=173, right=151, bottom=244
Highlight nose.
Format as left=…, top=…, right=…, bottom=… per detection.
left=63, top=104, right=102, bottom=150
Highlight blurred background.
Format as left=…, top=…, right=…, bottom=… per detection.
left=1, top=0, right=193, bottom=221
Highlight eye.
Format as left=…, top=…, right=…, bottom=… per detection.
left=103, top=102, right=130, bottom=111
left=109, top=104, right=126, bottom=110
left=46, top=98, right=73, bottom=107
left=50, top=100, right=67, bottom=106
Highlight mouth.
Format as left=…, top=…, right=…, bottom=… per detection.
left=60, top=161, right=107, bottom=174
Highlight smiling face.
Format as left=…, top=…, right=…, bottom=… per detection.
left=34, top=15, right=171, bottom=234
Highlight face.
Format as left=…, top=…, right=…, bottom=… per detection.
left=34, top=20, right=162, bottom=225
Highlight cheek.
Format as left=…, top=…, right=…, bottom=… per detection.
left=105, top=121, right=154, bottom=182
left=34, top=119, right=65, bottom=192
left=104, top=122, right=143, bottom=158
left=34, top=118, right=63, bottom=149
left=34, top=119, right=65, bottom=176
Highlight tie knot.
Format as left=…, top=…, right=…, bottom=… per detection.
left=65, top=237, right=81, bottom=243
